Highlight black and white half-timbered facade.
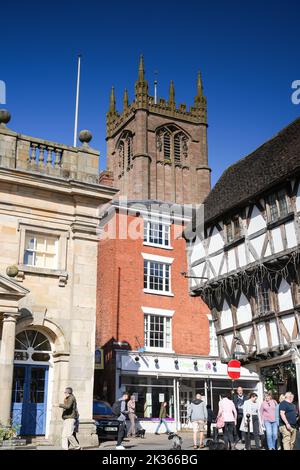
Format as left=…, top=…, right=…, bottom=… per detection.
left=187, top=117, right=300, bottom=401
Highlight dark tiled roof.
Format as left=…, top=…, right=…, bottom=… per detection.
left=204, top=117, right=300, bottom=224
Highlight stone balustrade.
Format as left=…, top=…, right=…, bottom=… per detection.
left=0, top=126, right=100, bottom=184
left=28, top=141, right=63, bottom=168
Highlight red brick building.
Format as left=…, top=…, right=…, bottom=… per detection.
left=94, top=201, right=225, bottom=431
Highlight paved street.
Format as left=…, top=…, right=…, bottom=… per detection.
left=5, top=432, right=246, bottom=451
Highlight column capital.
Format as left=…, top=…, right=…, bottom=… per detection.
left=2, top=312, right=20, bottom=322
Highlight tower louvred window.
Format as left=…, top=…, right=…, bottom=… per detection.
left=158, top=126, right=189, bottom=163
left=164, top=133, right=171, bottom=160
left=174, top=134, right=181, bottom=162
left=117, top=131, right=133, bottom=172
left=127, top=137, right=132, bottom=168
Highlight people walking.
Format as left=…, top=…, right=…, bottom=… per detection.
left=155, top=402, right=171, bottom=435
left=59, top=387, right=81, bottom=450
left=233, top=386, right=247, bottom=442
left=113, top=392, right=129, bottom=450
left=279, top=391, right=297, bottom=450
left=240, top=393, right=264, bottom=450
left=206, top=404, right=216, bottom=439
left=218, top=394, right=237, bottom=450
left=187, top=393, right=207, bottom=449
left=127, top=394, right=137, bottom=437
left=260, top=392, right=278, bottom=450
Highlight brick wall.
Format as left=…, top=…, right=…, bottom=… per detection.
left=96, top=212, right=210, bottom=356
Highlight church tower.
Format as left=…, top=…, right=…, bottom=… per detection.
left=106, top=55, right=211, bottom=204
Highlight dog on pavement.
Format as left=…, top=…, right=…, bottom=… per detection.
left=168, top=432, right=183, bottom=450
left=205, top=438, right=226, bottom=450
left=135, top=428, right=146, bottom=438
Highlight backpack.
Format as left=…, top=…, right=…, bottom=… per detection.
left=112, top=400, right=122, bottom=417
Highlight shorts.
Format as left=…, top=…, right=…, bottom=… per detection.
left=192, top=420, right=205, bottom=432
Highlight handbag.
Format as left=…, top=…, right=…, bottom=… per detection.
left=216, top=413, right=225, bottom=429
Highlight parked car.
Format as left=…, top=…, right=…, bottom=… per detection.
left=93, top=400, right=120, bottom=442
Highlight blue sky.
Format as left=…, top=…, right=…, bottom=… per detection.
left=1, top=0, right=300, bottom=186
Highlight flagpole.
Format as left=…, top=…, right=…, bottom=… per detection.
left=73, top=54, right=81, bottom=147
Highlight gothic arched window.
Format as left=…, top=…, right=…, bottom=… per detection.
left=157, top=126, right=189, bottom=163
left=117, top=131, right=133, bottom=174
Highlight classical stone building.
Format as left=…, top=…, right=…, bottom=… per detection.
left=187, top=116, right=300, bottom=403
left=106, top=56, right=211, bottom=204
left=0, top=111, right=118, bottom=445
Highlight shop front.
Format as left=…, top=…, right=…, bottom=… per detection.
left=116, top=351, right=261, bottom=432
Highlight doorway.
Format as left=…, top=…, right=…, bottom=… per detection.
left=179, top=384, right=194, bottom=426
left=11, top=329, right=51, bottom=436
left=11, top=365, right=49, bottom=435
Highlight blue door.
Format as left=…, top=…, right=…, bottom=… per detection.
left=12, top=365, right=48, bottom=435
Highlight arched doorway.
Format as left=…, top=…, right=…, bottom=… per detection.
left=11, top=329, right=51, bottom=436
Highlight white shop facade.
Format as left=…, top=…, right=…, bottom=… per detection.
left=116, top=350, right=261, bottom=432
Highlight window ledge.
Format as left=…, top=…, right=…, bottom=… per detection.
left=267, top=212, right=294, bottom=230
left=144, top=347, right=175, bottom=354
left=143, top=242, right=173, bottom=250
left=17, top=264, right=68, bottom=287
left=143, top=289, right=174, bottom=297
left=224, top=236, right=245, bottom=251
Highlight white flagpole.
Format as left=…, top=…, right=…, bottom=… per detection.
left=73, top=54, right=81, bottom=147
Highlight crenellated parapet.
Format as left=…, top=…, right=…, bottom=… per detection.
left=106, top=56, right=207, bottom=138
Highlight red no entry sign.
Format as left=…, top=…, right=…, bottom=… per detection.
left=227, top=359, right=241, bottom=379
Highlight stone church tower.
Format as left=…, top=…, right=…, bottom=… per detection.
left=106, top=56, right=211, bottom=204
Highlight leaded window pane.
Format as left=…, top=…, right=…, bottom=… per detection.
left=255, top=282, right=270, bottom=315
left=268, top=194, right=278, bottom=222
left=278, top=190, right=288, bottom=217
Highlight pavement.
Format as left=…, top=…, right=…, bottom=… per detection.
left=3, top=432, right=248, bottom=451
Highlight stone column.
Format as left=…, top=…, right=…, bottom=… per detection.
left=0, top=313, right=18, bottom=426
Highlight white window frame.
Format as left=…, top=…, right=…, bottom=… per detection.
left=142, top=307, right=174, bottom=353
left=143, top=219, right=172, bottom=249
left=142, top=253, right=174, bottom=296
left=17, top=222, right=69, bottom=285
left=207, top=314, right=218, bottom=356
left=23, top=233, right=59, bottom=269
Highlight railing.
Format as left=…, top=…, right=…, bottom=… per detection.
left=28, top=142, right=63, bottom=168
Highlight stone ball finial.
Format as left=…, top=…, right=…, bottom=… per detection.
left=0, top=109, right=11, bottom=126
left=79, top=130, right=92, bottom=145
left=6, top=265, right=19, bottom=278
